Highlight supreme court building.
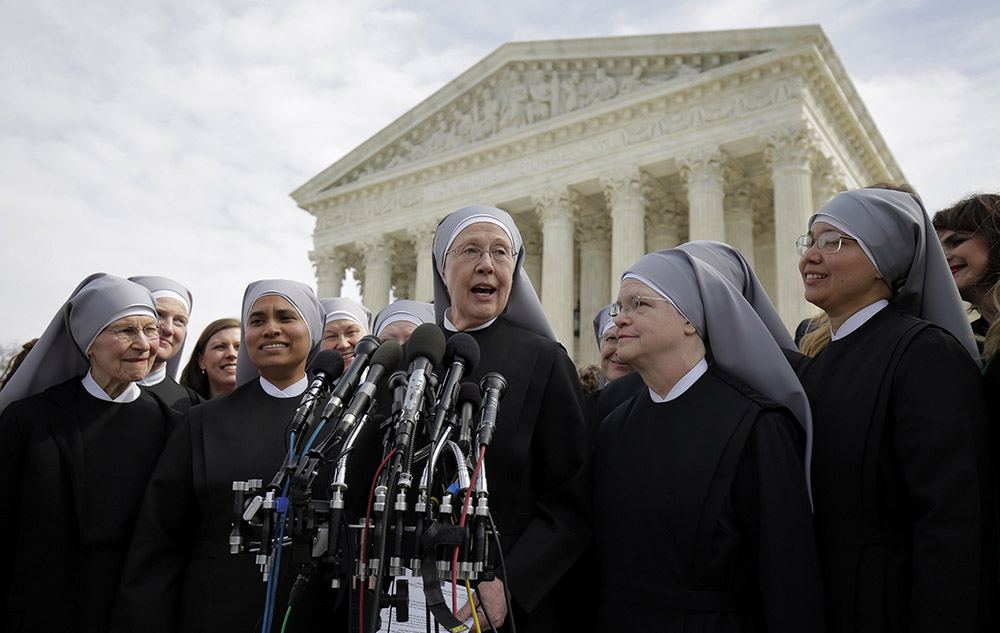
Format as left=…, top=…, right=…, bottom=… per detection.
left=292, top=25, right=905, bottom=364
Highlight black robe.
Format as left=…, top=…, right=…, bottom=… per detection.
left=141, top=374, right=203, bottom=414
left=0, top=378, right=175, bottom=633
left=796, top=306, right=998, bottom=632
left=111, top=378, right=338, bottom=633
left=594, top=365, right=824, bottom=632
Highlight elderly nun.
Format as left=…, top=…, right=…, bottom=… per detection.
left=129, top=275, right=202, bottom=412
left=320, top=296, right=372, bottom=370
left=430, top=205, right=590, bottom=631
left=373, top=299, right=435, bottom=344
left=794, top=188, right=998, bottom=632
left=595, top=250, right=823, bottom=632
left=113, top=280, right=338, bottom=632
left=0, top=273, right=176, bottom=633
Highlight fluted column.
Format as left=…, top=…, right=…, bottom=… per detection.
left=577, top=206, right=612, bottom=365
left=762, top=124, right=818, bottom=328
left=309, top=247, right=346, bottom=298
left=407, top=222, right=437, bottom=302
left=532, top=187, right=579, bottom=349
left=360, top=237, right=393, bottom=313
left=725, top=181, right=757, bottom=267
left=679, top=148, right=728, bottom=242
left=753, top=203, right=777, bottom=301
left=522, top=226, right=543, bottom=295
left=601, top=167, right=648, bottom=298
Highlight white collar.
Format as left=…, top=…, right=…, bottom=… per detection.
left=259, top=375, right=309, bottom=398
left=82, top=370, right=142, bottom=403
left=830, top=300, right=889, bottom=341
left=443, top=309, right=498, bottom=333
left=648, top=357, right=708, bottom=403
left=138, top=364, right=167, bottom=386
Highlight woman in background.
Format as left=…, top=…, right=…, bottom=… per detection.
left=179, top=318, right=240, bottom=400
left=320, top=297, right=371, bottom=369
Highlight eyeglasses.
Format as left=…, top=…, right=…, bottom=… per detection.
left=446, top=245, right=517, bottom=264
left=795, top=230, right=858, bottom=256
left=608, top=296, right=672, bottom=317
left=105, top=325, right=162, bottom=343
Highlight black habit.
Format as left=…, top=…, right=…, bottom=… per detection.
left=0, top=378, right=176, bottom=633
left=111, top=378, right=338, bottom=633
left=796, top=306, right=998, bottom=632
left=141, top=374, right=203, bottom=413
left=594, top=365, right=824, bottom=632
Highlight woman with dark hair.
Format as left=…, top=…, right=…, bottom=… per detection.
left=0, top=274, right=176, bottom=632
left=179, top=318, right=240, bottom=400
left=796, top=188, right=997, bottom=631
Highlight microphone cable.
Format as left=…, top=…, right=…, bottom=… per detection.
left=452, top=444, right=487, bottom=616
left=360, top=448, right=397, bottom=633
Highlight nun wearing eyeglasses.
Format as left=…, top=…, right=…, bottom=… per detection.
left=794, top=188, right=998, bottom=632
left=431, top=206, right=590, bottom=631
left=373, top=299, right=435, bottom=344
left=595, top=250, right=823, bottom=632
left=129, top=276, right=203, bottom=413
left=0, top=273, right=177, bottom=633
left=113, top=280, right=338, bottom=633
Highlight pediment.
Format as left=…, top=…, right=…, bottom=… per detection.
left=293, top=26, right=828, bottom=203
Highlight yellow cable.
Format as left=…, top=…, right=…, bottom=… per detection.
left=464, top=580, right=482, bottom=633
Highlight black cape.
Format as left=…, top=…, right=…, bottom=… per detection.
left=796, top=306, right=998, bottom=632
left=594, top=365, right=824, bottom=632
left=111, top=378, right=339, bottom=633
left=0, top=378, right=176, bottom=633
left=141, top=374, right=203, bottom=414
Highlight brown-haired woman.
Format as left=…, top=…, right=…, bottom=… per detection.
left=179, top=318, right=240, bottom=400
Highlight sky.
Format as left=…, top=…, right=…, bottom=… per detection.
left=2, top=0, right=998, bottom=367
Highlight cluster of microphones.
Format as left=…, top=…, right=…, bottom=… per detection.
left=229, top=323, right=506, bottom=633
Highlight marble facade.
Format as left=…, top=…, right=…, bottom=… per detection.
left=293, top=26, right=905, bottom=364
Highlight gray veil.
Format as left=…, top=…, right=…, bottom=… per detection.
left=320, top=297, right=372, bottom=333
left=129, top=275, right=194, bottom=378
left=374, top=300, right=435, bottom=337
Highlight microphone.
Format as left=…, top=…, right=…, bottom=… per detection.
left=327, top=340, right=403, bottom=451
left=317, top=335, right=381, bottom=424
left=456, top=381, right=482, bottom=456
left=427, top=333, right=480, bottom=443
left=289, top=350, right=344, bottom=439
left=477, top=373, right=507, bottom=448
left=388, top=370, right=408, bottom=418
left=394, top=323, right=446, bottom=453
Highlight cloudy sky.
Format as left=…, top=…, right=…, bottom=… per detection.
left=2, top=0, right=997, bottom=366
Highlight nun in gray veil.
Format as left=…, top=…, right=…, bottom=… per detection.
left=794, top=188, right=997, bottom=632
left=594, top=249, right=823, bottom=632
left=429, top=205, right=589, bottom=631
left=0, top=273, right=177, bottom=633
left=320, top=296, right=372, bottom=370
left=373, top=299, right=435, bottom=343
left=114, top=279, right=336, bottom=632
left=129, top=275, right=203, bottom=412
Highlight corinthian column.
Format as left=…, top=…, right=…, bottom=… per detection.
left=309, top=247, right=346, bottom=298
left=601, top=167, right=648, bottom=298
left=725, top=181, right=757, bottom=267
left=679, top=148, right=728, bottom=242
left=407, top=222, right=437, bottom=302
left=577, top=205, right=612, bottom=365
left=360, top=237, right=393, bottom=313
left=762, top=124, right=818, bottom=328
left=532, top=187, right=579, bottom=349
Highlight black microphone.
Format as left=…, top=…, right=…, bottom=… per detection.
left=388, top=370, right=408, bottom=417
left=317, top=335, right=381, bottom=424
left=394, top=323, right=446, bottom=453
left=456, top=381, right=482, bottom=456
left=477, top=373, right=507, bottom=448
left=428, top=333, right=480, bottom=443
left=327, top=340, right=403, bottom=450
left=289, top=350, right=344, bottom=439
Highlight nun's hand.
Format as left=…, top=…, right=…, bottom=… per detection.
left=455, top=578, right=508, bottom=627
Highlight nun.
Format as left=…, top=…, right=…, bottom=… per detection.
left=0, top=273, right=176, bottom=633
left=129, top=275, right=202, bottom=412
left=794, top=188, right=998, bottom=631
left=113, top=280, right=337, bottom=632
left=595, top=249, right=823, bottom=632
left=430, top=206, right=590, bottom=631
left=320, top=296, right=372, bottom=369
left=372, top=299, right=435, bottom=344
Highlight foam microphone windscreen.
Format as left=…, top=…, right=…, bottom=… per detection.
left=310, top=349, right=345, bottom=381
left=443, top=332, right=480, bottom=372
left=405, top=323, right=447, bottom=367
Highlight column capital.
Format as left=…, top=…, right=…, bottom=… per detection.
left=532, top=186, right=581, bottom=230
left=576, top=204, right=611, bottom=250
left=678, top=147, right=731, bottom=191
left=600, top=166, right=650, bottom=210
left=760, top=123, right=819, bottom=171
left=359, top=236, right=394, bottom=265
left=405, top=220, right=437, bottom=245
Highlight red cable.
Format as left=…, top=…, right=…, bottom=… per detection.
left=360, top=448, right=396, bottom=633
left=453, top=444, right=487, bottom=617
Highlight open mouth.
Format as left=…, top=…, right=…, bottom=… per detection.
left=950, top=264, right=965, bottom=275
left=804, top=273, right=827, bottom=280
left=221, top=364, right=237, bottom=372
left=261, top=342, right=288, bottom=350
left=471, top=285, right=496, bottom=298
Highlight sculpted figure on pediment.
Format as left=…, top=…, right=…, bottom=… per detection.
left=618, top=66, right=647, bottom=95
left=560, top=71, right=583, bottom=114
left=471, top=87, right=501, bottom=141
left=587, top=68, right=618, bottom=105
left=452, top=108, right=473, bottom=144
left=499, top=70, right=529, bottom=130
left=526, top=70, right=552, bottom=124
left=427, top=118, right=458, bottom=153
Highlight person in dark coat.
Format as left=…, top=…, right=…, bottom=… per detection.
left=795, top=188, right=998, bottom=632
left=130, top=275, right=202, bottom=412
left=594, top=249, right=822, bottom=632
left=0, top=273, right=176, bottom=633
left=430, top=206, right=591, bottom=632
left=112, top=280, right=335, bottom=633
